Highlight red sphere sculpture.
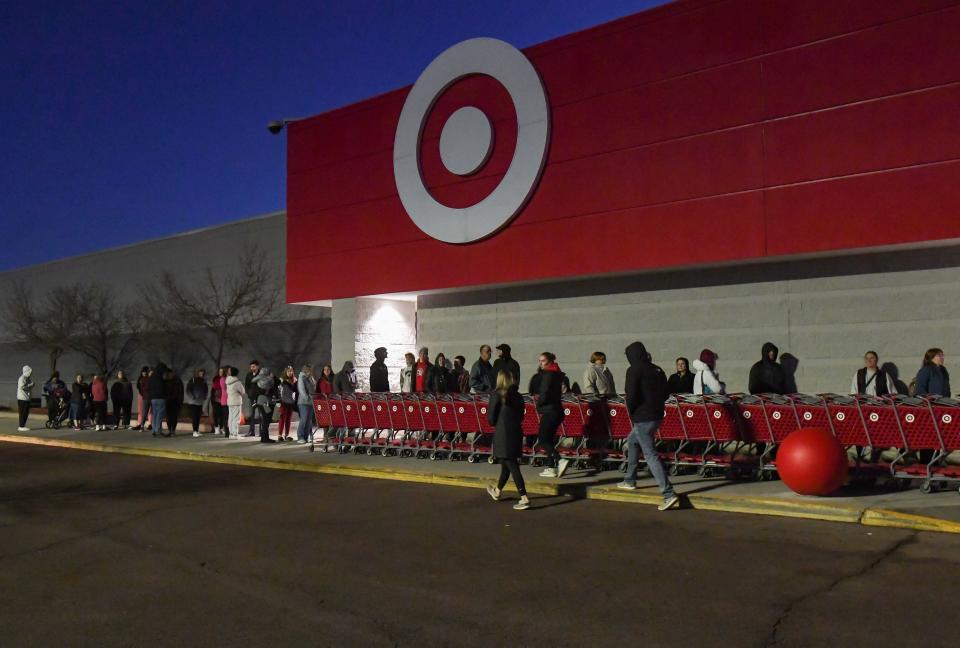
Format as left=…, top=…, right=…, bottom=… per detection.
left=776, top=428, right=848, bottom=496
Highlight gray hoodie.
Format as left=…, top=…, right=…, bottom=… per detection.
left=582, top=363, right=616, bottom=396
left=17, top=366, right=34, bottom=401
left=297, top=371, right=316, bottom=406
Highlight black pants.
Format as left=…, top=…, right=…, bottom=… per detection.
left=167, top=401, right=180, bottom=434
left=497, top=458, right=527, bottom=496
left=47, top=399, right=58, bottom=422
left=112, top=398, right=131, bottom=427
left=255, top=405, right=274, bottom=441
left=93, top=401, right=108, bottom=427
left=187, top=404, right=203, bottom=432
left=537, top=411, right=564, bottom=468
left=211, top=401, right=225, bottom=431
left=17, top=400, right=30, bottom=428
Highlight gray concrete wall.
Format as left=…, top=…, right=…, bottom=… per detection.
left=0, top=212, right=331, bottom=407
left=417, top=247, right=960, bottom=395
left=331, top=297, right=417, bottom=391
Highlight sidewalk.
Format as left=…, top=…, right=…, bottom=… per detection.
left=2, top=413, right=960, bottom=534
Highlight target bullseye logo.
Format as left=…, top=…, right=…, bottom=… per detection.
left=394, top=37, right=550, bottom=243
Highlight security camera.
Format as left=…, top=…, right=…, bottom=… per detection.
left=267, top=120, right=285, bottom=135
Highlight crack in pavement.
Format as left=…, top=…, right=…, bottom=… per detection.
left=765, top=532, right=917, bottom=647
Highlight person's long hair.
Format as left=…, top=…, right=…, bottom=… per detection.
left=923, top=348, right=944, bottom=367
left=283, top=365, right=295, bottom=382
left=320, top=364, right=333, bottom=382
left=496, top=370, right=515, bottom=399
left=435, top=353, right=447, bottom=370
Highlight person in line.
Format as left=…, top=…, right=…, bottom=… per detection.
left=748, top=342, right=787, bottom=395
left=90, top=374, right=108, bottom=431
left=692, top=350, right=724, bottom=395
left=185, top=368, right=208, bottom=437
left=334, top=361, right=358, bottom=394
left=413, top=347, right=435, bottom=393
left=665, top=357, right=694, bottom=395
left=16, top=365, right=34, bottom=432
left=164, top=368, right=184, bottom=436
left=582, top=351, right=616, bottom=396
left=428, top=353, right=452, bottom=393
left=470, top=344, right=495, bottom=393
left=225, top=366, right=245, bottom=440
left=43, top=371, right=67, bottom=426
left=296, top=364, right=317, bottom=445
left=110, top=370, right=133, bottom=429
left=132, top=366, right=152, bottom=431
left=915, top=348, right=951, bottom=397
left=485, top=370, right=530, bottom=511
left=535, top=352, right=568, bottom=478
left=399, top=352, right=415, bottom=393
left=492, top=343, right=521, bottom=384
left=246, top=361, right=275, bottom=443
left=277, top=365, right=297, bottom=442
left=69, top=373, right=89, bottom=430
left=451, top=356, right=470, bottom=394
left=318, top=364, right=334, bottom=395
left=851, top=351, right=897, bottom=396
left=369, top=347, right=390, bottom=392
left=210, top=367, right=226, bottom=435
left=617, top=341, right=680, bottom=511
left=148, top=364, right=168, bottom=436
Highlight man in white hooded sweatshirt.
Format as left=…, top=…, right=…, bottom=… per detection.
left=17, top=365, right=34, bottom=432
left=225, top=367, right=246, bottom=440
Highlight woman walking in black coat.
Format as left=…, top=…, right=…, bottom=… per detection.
left=485, top=371, right=530, bottom=511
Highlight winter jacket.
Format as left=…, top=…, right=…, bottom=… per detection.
left=16, top=366, right=34, bottom=401
left=163, top=376, right=184, bottom=404
left=536, top=363, right=565, bottom=418
left=488, top=385, right=525, bottom=459
left=211, top=375, right=226, bottom=406
left=110, top=379, right=133, bottom=403
left=184, top=377, right=209, bottom=406
left=428, top=366, right=452, bottom=393
left=492, top=355, right=521, bottom=384
left=582, top=364, right=616, bottom=396
left=665, top=371, right=694, bottom=395
left=137, top=375, right=150, bottom=399
left=399, top=364, right=415, bottom=393
left=70, top=382, right=89, bottom=405
left=469, top=359, right=495, bottom=394
left=43, top=377, right=67, bottom=400
left=318, top=376, right=333, bottom=396
left=412, top=361, right=436, bottom=392
left=90, top=379, right=107, bottom=402
left=148, top=365, right=168, bottom=399
left=225, top=375, right=245, bottom=407
left=915, top=365, right=951, bottom=398
left=247, top=371, right=274, bottom=408
left=624, top=341, right=669, bottom=423
left=334, top=362, right=357, bottom=394
left=369, top=350, right=390, bottom=392
left=279, top=378, right=297, bottom=405
left=692, top=360, right=724, bottom=395
left=748, top=342, right=787, bottom=395
left=297, top=372, right=317, bottom=405
left=851, top=368, right=896, bottom=397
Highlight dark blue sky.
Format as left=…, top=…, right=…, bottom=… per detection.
left=1, top=0, right=665, bottom=271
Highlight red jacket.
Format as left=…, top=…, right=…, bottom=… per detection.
left=318, top=378, right=333, bottom=395
left=91, top=379, right=108, bottom=402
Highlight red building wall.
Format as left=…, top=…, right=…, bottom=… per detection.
left=286, top=0, right=960, bottom=302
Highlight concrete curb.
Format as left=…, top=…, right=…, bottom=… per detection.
left=3, top=433, right=959, bottom=534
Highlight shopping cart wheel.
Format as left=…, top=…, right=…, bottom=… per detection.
left=467, top=454, right=476, bottom=463
left=429, top=452, right=438, bottom=461
left=618, top=463, right=627, bottom=473
left=668, top=464, right=680, bottom=477
left=488, top=456, right=495, bottom=465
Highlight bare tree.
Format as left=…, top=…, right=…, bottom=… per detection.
left=68, top=284, right=141, bottom=376
left=145, top=246, right=281, bottom=369
left=251, top=315, right=329, bottom=373
left=1, top=281, right=78, bottom=372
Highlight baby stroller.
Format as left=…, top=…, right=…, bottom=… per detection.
left=45, top=389, right=70, bottom=429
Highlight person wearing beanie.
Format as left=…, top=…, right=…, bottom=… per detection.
left=692, top=349, right=725, bottom=395
left=16, top=365, right=34, bottom=432
left=492, top=343, right=521, bottom=384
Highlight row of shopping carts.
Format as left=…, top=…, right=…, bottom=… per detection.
left=311, top=391, right=960, bottom=493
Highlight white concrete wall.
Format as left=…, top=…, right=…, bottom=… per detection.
left=332, top=297, right=416, bottom=391
left=417, top=262, right=960, bottom=395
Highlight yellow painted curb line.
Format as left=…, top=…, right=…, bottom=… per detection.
left=0, top=434, right=558, bottom=496
left=861, top=507, right=960, bottom=534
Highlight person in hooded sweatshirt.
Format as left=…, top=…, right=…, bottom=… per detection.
left=748, top=342, right=787, bottom=395
left=225, top=366, right=245, bottom=439
left=110, top=370, right=133, bottom=429
left=148, top=364, right=169, bottom=436
left=16, top=365, right=34, bottom=432
left=535, top=352, right=568, bottom=478
left=245, top=361, right=276, bottom=443
left=665, top=358, right=694, bottom=395
left=334, top=361, right=358, bottom=394
left=43, top=371, right=67, bottom=425
left=296, top=364, right=317, bottom=444
left=369, top=347, right=390, bottom=392
left=692, top=350, right=725, bottom=395
left=582, top=351, right=616, bottom=396
left=617, top=341, right=679, bottom=511
left=492, top=344, right=521, bottom=384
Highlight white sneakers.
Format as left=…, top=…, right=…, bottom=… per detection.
left=513, top=496, right=530, bottom=511
left=16, top=427, right=29, bottom=432
left=486, top=485, right=501, bottom=501
left=658, top=495, right=680, bottom=511
left=538, top=467, right=558, bottom=478
left=557, top=458, right=571, bottom=478
left=616, top=482, right=637, bottom=490
left=192, top=431, right=201, bottom=438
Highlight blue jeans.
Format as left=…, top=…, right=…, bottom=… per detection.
left=625, top=420, right=675, bottom=499
left=297, top=404, right=314, bottom=442
left=151, top=399, right=167, bottom=434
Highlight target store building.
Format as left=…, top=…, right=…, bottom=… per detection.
left=284, top=0, right=960, bottom=394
